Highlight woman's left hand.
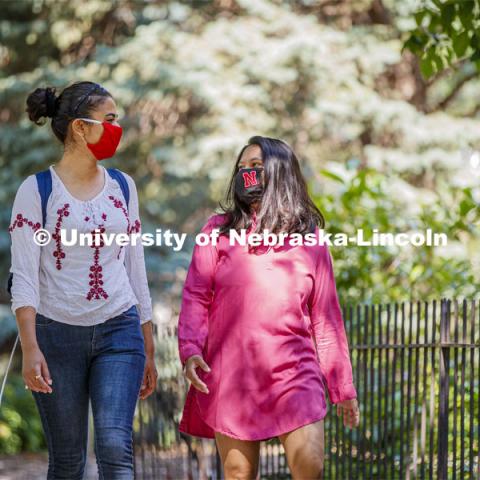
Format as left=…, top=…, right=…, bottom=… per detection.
left=336, top=398, right=360, bottom=428
left=139, top=355, right=158, bottom=400
left=139, top=321, right=158, bottom=400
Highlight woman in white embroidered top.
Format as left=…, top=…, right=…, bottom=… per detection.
left=8, top=81, right=157, bottom=480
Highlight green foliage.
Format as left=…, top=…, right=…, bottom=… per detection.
left=0, top=0, right=479, bottom=464
left=0, top=373, right=45, bottom=454
left=404, top=0, right=480, bottom=78
left=1, top=0, right=479, bottom=309
left=314, top=166, right=480, bottom=303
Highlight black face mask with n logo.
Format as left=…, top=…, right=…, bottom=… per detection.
left=234, top=167, right=264, bottom=204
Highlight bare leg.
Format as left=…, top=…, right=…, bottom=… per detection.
left=214, top=431, right=261, bottom=480
left=278, top=419, right=325, bottom=480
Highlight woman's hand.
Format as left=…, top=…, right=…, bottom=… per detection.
left=184, top=355, right=210, bottom=394
left=140, top=321, right=158, bottom=400
left=22, top=345, right=52, bottom=394
left=17, top=307, right=51, bottom=394
left=336, top=398, right=360, bottom=428
left=139, top=354, right=157, bottom=400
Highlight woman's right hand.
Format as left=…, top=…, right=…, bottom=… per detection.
left=22, top=345, right=53, bottom=394
left=184, top=355, right=211, bottom=394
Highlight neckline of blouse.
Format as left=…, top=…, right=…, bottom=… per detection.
left=49, top=164, right=109, bottom=204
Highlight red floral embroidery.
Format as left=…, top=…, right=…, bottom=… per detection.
left=86, top=221, right=108, bottom=301
left=8, top=213, right=41, bottom=233
left=108, top=195, right=141, bottom=233
left=130, top=219, right=141, bottom=234
left=108, top=195, right=129, bottom=224
left=51, top=203, right=70, bottom=270
left=108, top=195, right=141, bottom=259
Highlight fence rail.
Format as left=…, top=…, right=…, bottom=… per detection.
left=133, top=298, right=480, bottom=480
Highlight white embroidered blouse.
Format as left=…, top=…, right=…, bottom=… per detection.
left=8, top=165, right=153, bottom=326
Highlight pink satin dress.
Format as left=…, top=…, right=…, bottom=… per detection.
left=177, top=211, right=357, bottom=441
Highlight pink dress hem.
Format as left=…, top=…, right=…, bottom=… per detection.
left=179, top=385, right=329, bottom=442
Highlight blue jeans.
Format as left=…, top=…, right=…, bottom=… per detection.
left=32, top=305, right=146, bottom=480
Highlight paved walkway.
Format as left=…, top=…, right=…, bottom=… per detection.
left=0, top=453, right=98, bottom=479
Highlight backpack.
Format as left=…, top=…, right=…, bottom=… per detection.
left=6, top=167, right=130, bottom=297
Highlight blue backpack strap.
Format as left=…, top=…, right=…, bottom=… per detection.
left=35, top=169, right=53, bottom=228
left=107, top=168, right=130, bottom=210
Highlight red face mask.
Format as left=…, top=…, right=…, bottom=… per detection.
left=78, top=118, right=123, bottom=161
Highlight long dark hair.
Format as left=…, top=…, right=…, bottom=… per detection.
left=26, top=81, right=112, bottom=143
left=218, top=136, right=325, bottom=236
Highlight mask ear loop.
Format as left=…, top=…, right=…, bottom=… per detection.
left=76, top=118, right=102, bottom=125
left=71, top=118, right=102, bottom=146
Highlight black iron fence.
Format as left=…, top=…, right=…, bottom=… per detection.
left=133, top=298, right=480, bottom=479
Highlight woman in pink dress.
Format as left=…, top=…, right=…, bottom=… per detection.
left=177, top=136, right=360, bottom=479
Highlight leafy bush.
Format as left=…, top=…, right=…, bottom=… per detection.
left=0, top=372, right=46, bottom=454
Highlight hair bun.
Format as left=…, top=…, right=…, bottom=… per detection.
left=26, top=86, right=59, bottom=124
left=44, top=88, right=59, bottom=118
